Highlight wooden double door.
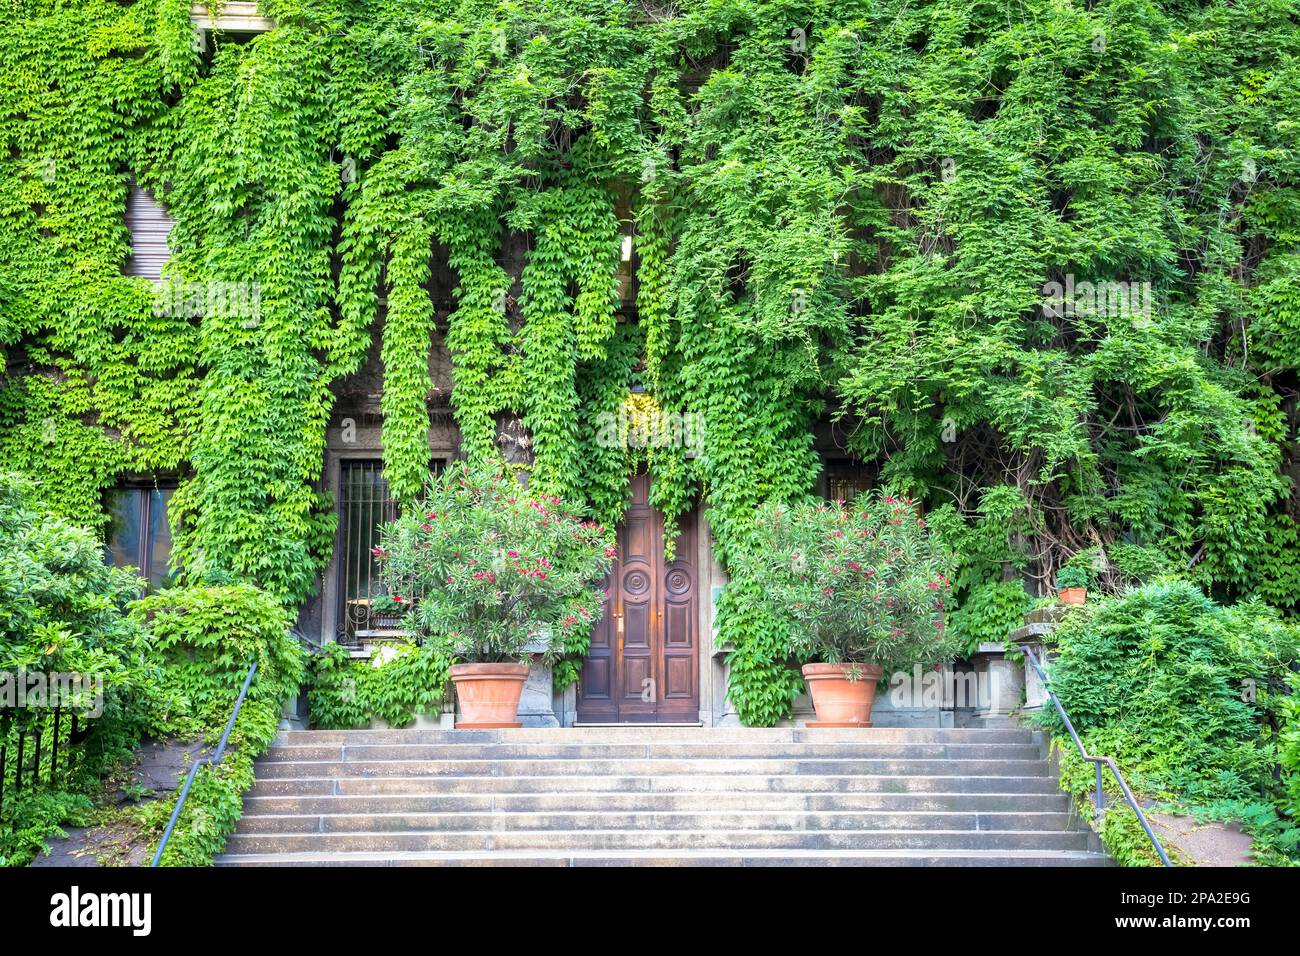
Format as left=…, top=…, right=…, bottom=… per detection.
left=577, top=474, right=700, bottom=723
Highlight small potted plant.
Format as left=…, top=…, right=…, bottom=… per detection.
left=368, top=592, right=407, bottom=630
left=1055, top=565, right=1089, bottom=605
left=375, top=459, right=613, bottom=728
left=744, top=493, right=958, bottom=727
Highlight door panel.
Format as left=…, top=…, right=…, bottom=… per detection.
left=611, top=474, right=658, bottom=721
left=576, top=572, right=617, bottom=721
left=577, top=473, right=699, bottom=723
left=658, top=507, right=698, bottom=719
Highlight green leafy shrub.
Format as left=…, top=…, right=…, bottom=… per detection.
left=128, top=584, right=304, bottom=866
left=377, top=460, right=613, bottom=666
left=0, top=473, right=149, bottom=864
left=1278, top=694, right=1300, bottom=822
left=1038, top=581, right=1298, bottom=802
left=1038, top=581, right=1300, bottom=864
left=0, top=473, right=151, bottom=741
left=306, top=640, right=450, bottom=729
left=1055, top=566, right=1090, bottom=591
left=130, top=584, right=304, bottom=735
left=738, top=493, right=958, bottom=673
left=946, top=580, right=1033, bottom=655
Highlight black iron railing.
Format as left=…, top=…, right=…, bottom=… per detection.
left=0, top=707, right=89, bottom=824
left=1021, top=645, right=1172, bottom=867
left=151, top=662, right=257, bottom=866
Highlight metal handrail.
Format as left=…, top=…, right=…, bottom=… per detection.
left=151, top=662, right=258, bottom=867
left=1021, top=645, right=1172, bottom=867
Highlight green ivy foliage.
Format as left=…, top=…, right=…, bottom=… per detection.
left=0, top=473, right=150, bottom=864
left=0, top=477, right=302, bottom=865
left=1277, top=694, right=1300, bottom=824
left=1039, top=581, right=1300, bottom=863
left=306, top=640, right=449, bottom=729
left=1038, top=582, right=1299, bottom=802
left=127, top=584, right=305, bottom=866
left=3, top=0, right=1300, bottom=724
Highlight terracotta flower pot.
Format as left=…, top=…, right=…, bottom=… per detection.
left=449, top=662, right=529, bottom=729
left=1058, top=587, right=1087, bottom=606
left=802, top=662, right=884, bottom=728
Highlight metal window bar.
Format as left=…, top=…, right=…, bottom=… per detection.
left=1021, top=645, right=1172, bottom=866
left=823, top=459, right=872, bottom=504
left=335, top=458, right=445, bottom=645
left=337, top=460, right=400, bottom=644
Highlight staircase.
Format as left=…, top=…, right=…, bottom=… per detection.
left=217, top=726, right=1110, bottom=866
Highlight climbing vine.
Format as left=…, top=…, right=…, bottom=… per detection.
left=3, top=0, right=1299, bottom=724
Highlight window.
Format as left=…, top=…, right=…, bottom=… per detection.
left=335, top=458, right=445, bottom=643
left=124, top=180, right=174, bottom=280
left=106, top=484, right=176, bottom=589
left=823, top=458, right=873, bottom=504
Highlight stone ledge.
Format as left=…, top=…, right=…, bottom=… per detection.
left=1025, top=604, right=1074, bottom=626
left=1008, top=621, right=1057, bottom=644
left=191, top=2, right=274, bottom=33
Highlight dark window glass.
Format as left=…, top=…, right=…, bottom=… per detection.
left=105, top=483, right=176, bottom=589
left=823, top=459, right=872, bottom=504
left=148, top=487, right=174, bottom=588
left=107, top=489, right=142, bottom=573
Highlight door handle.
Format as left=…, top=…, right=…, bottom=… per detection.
left=616, top=612, right=624, bottom=656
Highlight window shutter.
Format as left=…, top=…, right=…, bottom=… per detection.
left=124, top=179, right=174, bottom=280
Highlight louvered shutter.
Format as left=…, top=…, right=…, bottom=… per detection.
left=124, top=179, right=174, bottom=280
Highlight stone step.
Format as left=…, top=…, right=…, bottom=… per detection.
left=275, top=728, right=1038, bottom=745
left=224, top=828, right=1094, bottom=854
left=217, top=847, right=1110, bottom=867
left=249, top=773, right=1067, bottom=797
left=223, top=728, right=1098, bottom=867
left=253, top=758, right=1054, bottom=778
left=235, top=809, right=1077, bottom=834
left=262, top=742, right=1045, bottom=761
left=242, top=791, right=1074, bottom=815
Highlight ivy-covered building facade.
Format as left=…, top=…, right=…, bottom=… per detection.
left=4, top=1, right=1299, bottom=730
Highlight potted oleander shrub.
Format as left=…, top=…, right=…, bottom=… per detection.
left=1055, top=565, right=1089, bottom=605
left=375, top=460, right=613, bottom=728
left=746, top=493, right=957, bottom=727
